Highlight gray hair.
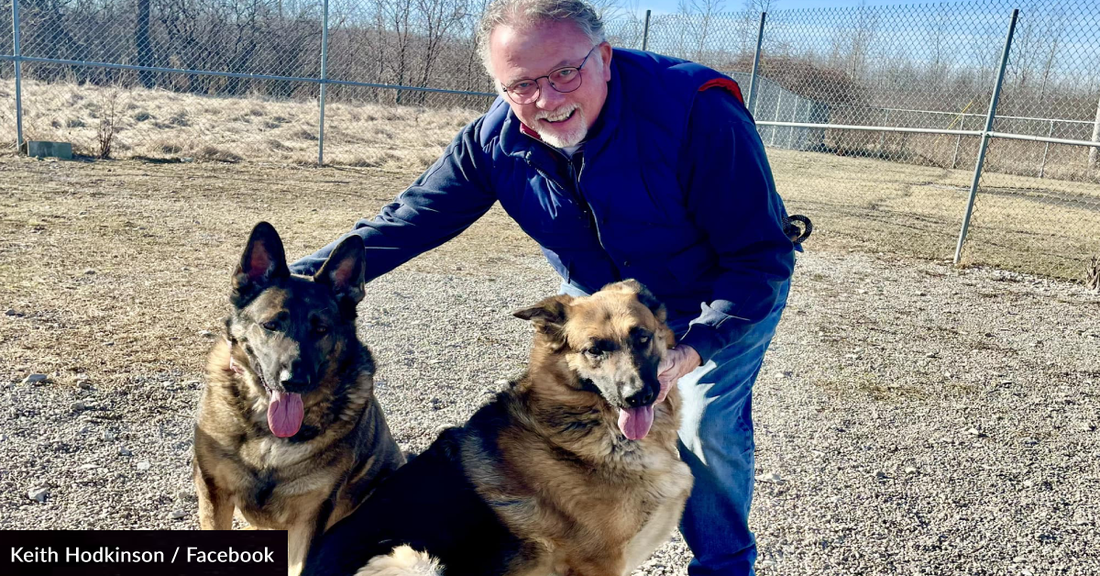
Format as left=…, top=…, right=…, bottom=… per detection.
left=477, top=0, right=607, bottom=77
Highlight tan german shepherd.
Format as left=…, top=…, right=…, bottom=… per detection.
left=304, top=280, right=693, bottom=576
left=193, top=222, right=405, bottom=575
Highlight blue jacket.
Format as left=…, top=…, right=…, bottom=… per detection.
left=293, top=49, right=796, bottom=363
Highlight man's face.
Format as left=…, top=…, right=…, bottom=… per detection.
left=488, top=20, right=613, bottom=149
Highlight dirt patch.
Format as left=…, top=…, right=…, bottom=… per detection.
left=1, top=155, right=1098, bottom=576
left=0, top=156, right=537, bottom=390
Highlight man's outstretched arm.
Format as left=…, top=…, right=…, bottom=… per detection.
left=290, top=118, right=497, bottom=280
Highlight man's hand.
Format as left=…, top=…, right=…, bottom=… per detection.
left=656, top=345, right=702, bottom=404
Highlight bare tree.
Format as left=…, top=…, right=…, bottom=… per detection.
left=827, top=0, right=878, bottom=83
left=158, top=0, right=216, bottom=91
left=461, top=0, right=492, bottom=91
left=388, top=0, right=414, bottom=102
left=136, top=0, right=155, bottom=88
left=742, top=0, right=776, bottom=13
left=677, top=0, right=725, bottom=62
left=414, top=0, right=470, bottom=102
left=21, top=0, right=83, bottom=82
left=736, top=0, right=775, bottom=62
left=1034, top=8, right=1067, bottom=109
left=589, top=0, right=625, bottom=21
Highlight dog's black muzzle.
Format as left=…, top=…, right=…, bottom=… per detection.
left=623, top=378, right=659, bottom=408
left=280, top=358, right=318, bottom=394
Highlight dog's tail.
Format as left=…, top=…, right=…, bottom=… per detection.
left=354, top=545, right=442, bottom=576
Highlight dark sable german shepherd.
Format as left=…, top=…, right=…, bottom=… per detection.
left=303, top=280, right=693, bottom=576
left=193, top=222, right=405, bottom=576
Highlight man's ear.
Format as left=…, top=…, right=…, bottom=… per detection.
left=231, top=222, right=289, bottom=307
left=599, top=41, right=613, bottom=82
left=314, top=235, right=366, bottom=314
left=513, top=294, right=573, bottom=338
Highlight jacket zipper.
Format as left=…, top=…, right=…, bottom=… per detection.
left=525, top=152, right=625, bottom=279
left=526, top=151, right=596, bottom=229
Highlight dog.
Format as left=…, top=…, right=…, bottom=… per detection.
left=303, top=279, right=693, bottom=576
left=193, top=222, right=405, bottom=575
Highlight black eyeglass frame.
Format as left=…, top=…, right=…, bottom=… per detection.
left=500, top=44, right=601, bottom=104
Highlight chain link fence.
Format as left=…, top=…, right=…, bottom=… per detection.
left=0, top=0, right=13, bottom=155
left=966, top=3, right=1100, bottom=281
left=607, top=1, right=1100, bottom=283
left=2, top=0, right=1099, bottom=282
left=0, top=0, right=496, bottom=168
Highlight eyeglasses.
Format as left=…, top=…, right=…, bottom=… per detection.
left=501, top=44, right=600, bottom=105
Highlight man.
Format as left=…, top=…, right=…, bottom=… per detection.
left=291, top=0, right=797, bottom=573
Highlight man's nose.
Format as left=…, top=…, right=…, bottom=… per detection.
left=536, top=78, right=566, bottom=108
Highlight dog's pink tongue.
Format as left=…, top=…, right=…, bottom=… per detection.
left=618, top=405, right=655, bottom=440
left=267, top=390, right=304, bottom=438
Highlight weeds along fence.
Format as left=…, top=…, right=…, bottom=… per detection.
left=1, top=0, right=1099, bottom=282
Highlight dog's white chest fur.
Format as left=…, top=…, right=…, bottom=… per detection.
left=621, top=457, right=693, bottom=575
left=255, top=437, right=317, bottom=470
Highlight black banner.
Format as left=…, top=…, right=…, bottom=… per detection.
left=2, top=531, right=287, bottom=575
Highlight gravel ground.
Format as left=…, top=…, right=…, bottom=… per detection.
left=2, top=246, right=1099, bottom=575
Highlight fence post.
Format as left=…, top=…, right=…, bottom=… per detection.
left=787, top=99, right=800, bottom=149
left=770, top=91, right=782, bottom=146
left=1038, top=119, right=1053, bottom=178
left=642, top=10, right=651, bottom=51
left=1090, top=92, right=1100, bottom=170
left=746, top=11, right=766, bottom=117
left=953, top=8, right=1018, bottom=266
left=879, top=108, right=889, bottom=154
left=952, top=114, right=964, bottom=169
left=317, top=0, right=330, bottom=166
left=12, top=0, right=24, bottom=152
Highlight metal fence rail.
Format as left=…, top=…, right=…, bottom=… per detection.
left=610, top=1, right=1100, bottom=282
left=2, top=0, right=1099, bottom=282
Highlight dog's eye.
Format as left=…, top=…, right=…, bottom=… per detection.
left=637, top=334, right=651, bottom=345
left=584, top=347, right=604, bottom=360
left=261, top=321, right=278, bottom=331
left=313, top=324, right=329, bottom=335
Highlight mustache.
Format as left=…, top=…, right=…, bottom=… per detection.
left=534, top=103, right=579, bottom=122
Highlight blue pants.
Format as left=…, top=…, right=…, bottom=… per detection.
left=560, top=280, right=789, bottom=575
left=676, top=281, right=789, bottom=576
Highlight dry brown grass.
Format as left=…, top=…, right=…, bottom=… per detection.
left=0, top=79, right=480, bottom=171
left=0, top=157, right=536, bottom=394
left=822, top=129, right=1100, bottom=185
left=2, top=79, right=1097, bottom=302
left=1, top=145, right=1096, bottom=396
left=769, top=148, right=1100, bottom=280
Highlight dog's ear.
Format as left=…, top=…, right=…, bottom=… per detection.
left=617, top=279, right=667, bottom=323
left=314, top=235, right=366, bottom=311
left=513, top=295, right=573, bottom=337
left=231, top=222, right=289, bottom=306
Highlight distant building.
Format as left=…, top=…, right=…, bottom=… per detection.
left=727, top=72, right=828, bottom=152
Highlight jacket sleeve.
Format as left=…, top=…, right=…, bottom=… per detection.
left=675, top=88, right=796, bottom=363
left=289, top=119, right=497, bottom=279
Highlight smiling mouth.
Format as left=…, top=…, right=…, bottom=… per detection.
left=256, top=372, right=304, bottom=438
left=229, top=355, right=304, bottom=438
left=540, top=109, right=576, bottom=124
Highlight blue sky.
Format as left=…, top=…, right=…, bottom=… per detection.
left=635, top=0, right=926, bottom=15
